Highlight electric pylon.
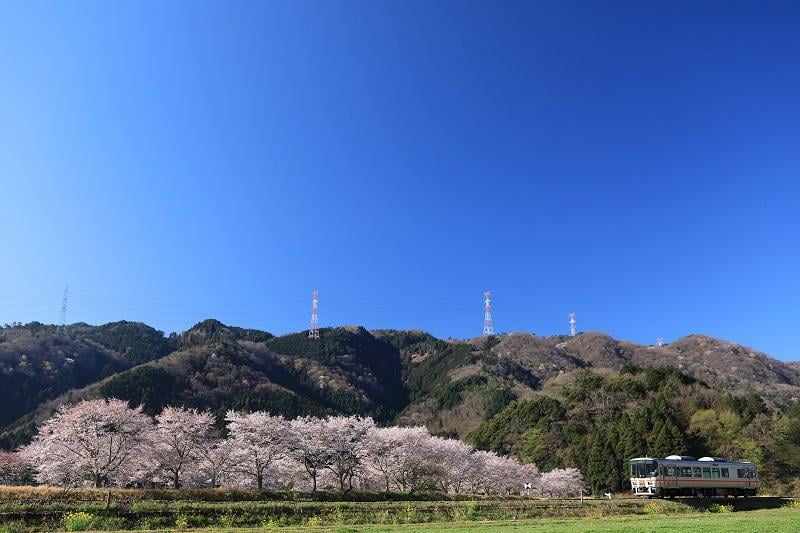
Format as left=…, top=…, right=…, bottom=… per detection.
left=309, top=289, right=319, bottom=339
left=482, top=291, right=494, bottom=336
left=60, top=286, right=69, bottom=329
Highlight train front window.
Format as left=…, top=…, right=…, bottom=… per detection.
left=630, top=461, right=658, bottom=478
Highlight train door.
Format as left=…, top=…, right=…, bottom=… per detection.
left=666, top=465, right=678, bottom=490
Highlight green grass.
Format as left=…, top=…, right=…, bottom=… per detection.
left=129, top=507, right=800, bottom=532
left=0, top=495, right=795, bottom=531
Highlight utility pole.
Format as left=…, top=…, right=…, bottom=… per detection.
left=309, top=289, right=320, bottom=339
left=482, top=291, right=494, bottom=336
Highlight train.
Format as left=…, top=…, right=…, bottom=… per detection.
left=629, top=455, right=757, bottom=497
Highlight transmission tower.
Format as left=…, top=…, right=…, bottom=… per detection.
left=482, top=291, right=494, bottom=336
left=568, top=312, right=576, bottom=337
left=656, top=337, right=664, bottom=347
left=309, top=289, right=319, bottom=339
left=60, top=286, right=69, bottom=329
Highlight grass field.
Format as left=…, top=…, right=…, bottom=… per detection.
left=173, top=507, right=800, bottom=532
left=78, top=507, right=800, bottom=532
left=0, top=487, right=796, bottom=532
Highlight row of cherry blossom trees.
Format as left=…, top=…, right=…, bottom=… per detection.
left=17, top=399, right=585, bottom=495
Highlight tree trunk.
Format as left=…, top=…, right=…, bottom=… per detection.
left=257, top=473, right=263, bottom=490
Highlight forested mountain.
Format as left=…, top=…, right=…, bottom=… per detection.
left=1, top=320, right=800, bottom=493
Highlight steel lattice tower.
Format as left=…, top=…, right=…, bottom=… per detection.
left=309, top=289, right=320, bottom=339
left=568, top=312, right=576, bottom=337
left=656, top=337, right=664, bottom=347
left=482, top=291, right=494, bottom=336
left=60, top=286, right=69, bottom=329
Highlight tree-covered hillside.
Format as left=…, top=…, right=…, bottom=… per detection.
left=2, top=321, right=800, bottom=494
left=467, top=364, right=800, bottom=494
left=0, top=323, right=133, bottom=428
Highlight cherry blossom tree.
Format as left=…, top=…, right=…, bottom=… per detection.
left=146, top=407, right=215, bottom=488
left=321, top=416, right=375, bottom=492
left=289, top=416, right=331, bottom=492
left=20, top=399, right=150, bottom=487
left=18, top=402, right=586, bottom=495
left=0, top=451, right=29, bottom=483
left=428, top=436, right=473, bottom=493
left=194, top=438, right=239, bottom=488
left=540, top=468, right=586, bottom=497
left=226, top=411, right=293, bottom=490
left=374, top=426, right=439, bottom=492
left=519, top=463, right=541, bottom=495
left=364, top=426, right=406, bottom=491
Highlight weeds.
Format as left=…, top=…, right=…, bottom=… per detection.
left=63, top=511, right=95, bottom=531
left=707, top=503, right=734, bottom=513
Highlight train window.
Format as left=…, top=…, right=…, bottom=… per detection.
left=702, top=467, right=711, bottom=478
left=712, top=468, right=720, bottom=478
left=630, top=461, right=658, bottom=478
left=737, top=468, right=746, bottom=478
left=721, top=468, right=729, bottom=478
left=681, top=467, right=693, bottom=477
left=667, top=467, right=676, bottom=476
left=693, top=467, right=702, bottom=477
left=748, top=468, right=755, bottom=478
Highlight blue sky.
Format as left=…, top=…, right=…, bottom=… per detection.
left=1, top=1, right=799, bottom=359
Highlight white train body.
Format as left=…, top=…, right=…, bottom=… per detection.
left=629, top=455, right=757, bottom=497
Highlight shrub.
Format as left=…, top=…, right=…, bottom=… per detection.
left=260, top=517, right=278, bottom=529
left=175, top=514, right=189, bottom=529
left=217, top=512, right=236, bottom=528
left=64, top=511, right=94, bottom=531
left=707, top=503, right=733, bottom=513
left=0, top=522, right=26, bottom=533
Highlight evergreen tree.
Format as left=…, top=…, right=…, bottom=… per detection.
left=586, top=427, right=622, bottom=493
left=650, top=417, right=687, bottom=457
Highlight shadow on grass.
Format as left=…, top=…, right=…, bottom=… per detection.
left=674, top=497, right=789, bottom=512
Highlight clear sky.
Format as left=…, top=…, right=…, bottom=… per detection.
left=1, top=1, right=799, bottom=359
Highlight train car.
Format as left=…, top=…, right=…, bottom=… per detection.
left=629, top=455, right=757, bottom=497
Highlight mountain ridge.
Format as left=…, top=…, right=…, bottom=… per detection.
left=1, top=319, right=798, bottom=451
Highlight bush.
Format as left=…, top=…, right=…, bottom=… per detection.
left=175, top=514, right=189, bottom=529
left=0, top=522, right=26, bottom=533
left=64, top=511, right=94, bottom=531
left=707, top=503, right=733, bottom=513
left=643, top=501, right=668, bottom=515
